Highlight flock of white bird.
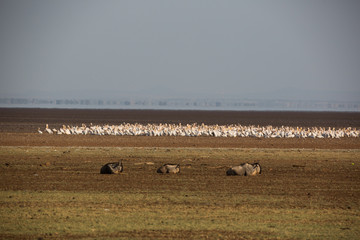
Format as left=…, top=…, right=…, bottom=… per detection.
left=39, top=123, right=359, bottom=138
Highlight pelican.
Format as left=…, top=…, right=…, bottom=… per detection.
left=45, top=124, right=53, bottom=134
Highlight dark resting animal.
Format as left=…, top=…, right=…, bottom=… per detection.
left=100, top=161, right=123, bottom=174
left=157, top=164, right=180, bottom=174
left=226, top=163, right=261, bottom=176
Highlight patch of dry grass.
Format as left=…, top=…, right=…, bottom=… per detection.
left=1, top=190, right=359, bottom=239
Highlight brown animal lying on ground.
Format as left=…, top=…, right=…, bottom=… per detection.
left=100, top=161, right=123, bottom=174
left=157, top=164, right=180, bottom=174
left=226, top=163, right=261, bottom=176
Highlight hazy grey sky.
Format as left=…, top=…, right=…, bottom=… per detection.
left=1, top=0, right=359, bottom=101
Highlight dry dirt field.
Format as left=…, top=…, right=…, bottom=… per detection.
left=0, top=108, right=360, bottom=239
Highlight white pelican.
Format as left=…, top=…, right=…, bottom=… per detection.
left=45, top=124, right=53, bottom=134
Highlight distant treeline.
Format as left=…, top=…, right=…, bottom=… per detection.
left=0, top=97, right=359, bottom=111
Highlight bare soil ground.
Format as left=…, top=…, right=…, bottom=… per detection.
left=1, top=108, right=360, bottom=132
left=1, top=133, right=360, bottom=149
left=0, top=109, right=359, bottom=239
left=1, top=146, right=359, bottom=239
